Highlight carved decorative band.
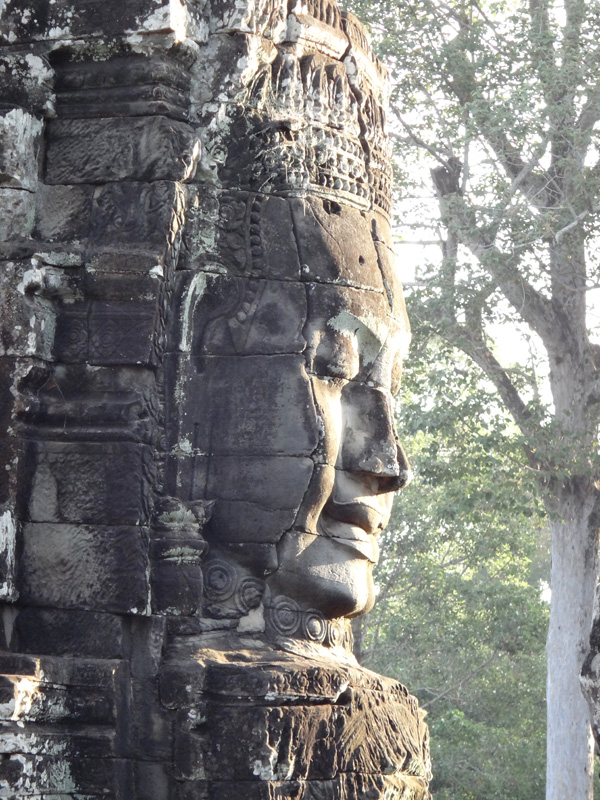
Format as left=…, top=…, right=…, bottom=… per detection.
left=265, top=595, right=354, bottom=652
left=204, top=557, right=266, bottom=616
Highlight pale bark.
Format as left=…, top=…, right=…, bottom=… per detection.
left=394, top=0, right=600, bottom=792
left=428, top=103, right=600, bottom=792
left=546, top=495, right=599, bottom=800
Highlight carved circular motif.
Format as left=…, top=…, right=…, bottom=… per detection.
left=326, top=620, right=343, bottom=648
left=270, top=595, right=301, bottom=636
left=235, top=578, right=264, bottom=614
left=303, top=610, right=326, bottom=643
left=204, top=559, right=237, bottom=601
left=342, top=625, right=354, bottom=652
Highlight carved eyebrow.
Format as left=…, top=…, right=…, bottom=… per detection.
left=326, top=310, right=386, bottom=367
left=366, top=326, right=411, bottom=391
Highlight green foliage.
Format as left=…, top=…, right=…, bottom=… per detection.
left=347, top=0, right=600, bottom=365
left=360, top=319, right=550, bottom=799
left=343, top=0, right=600, bottom=794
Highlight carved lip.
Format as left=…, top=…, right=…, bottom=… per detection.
left=320, top=500, right=386, bottom=562
left=322, top=499, right=386, bottom=535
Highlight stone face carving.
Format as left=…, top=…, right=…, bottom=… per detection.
left=0, top=0, right=431, bottom=797
left=169, top=193, right=411, bottom=631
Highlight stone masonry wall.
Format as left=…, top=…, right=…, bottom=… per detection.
left=0, top=1, right=431, bottom=797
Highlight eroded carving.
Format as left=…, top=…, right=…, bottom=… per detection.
left=0, top=0, right=430, bottom=796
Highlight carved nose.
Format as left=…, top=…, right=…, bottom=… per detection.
left=383, top=441, right=412, bottom=492
left=341, top=385, right=412, bottom=493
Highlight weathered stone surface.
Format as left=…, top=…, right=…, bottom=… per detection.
left=0, top=108, right=43, bottom=191
left=0, top=752, right=134, bottom=796
left=35, top=184, right=95, bottom=242
left=89, top=301, right=158, bottom=365
left=0, top=187, right=35, bottom=240
left=0, top=510, right=17, bottom=605
left=0, top=0, right=429, bottom=796
left=18, top=523, right=150, bottom=613
left=168, top=646, right=430, bottom=794
left=0, top=0, right=207, bottom=43
left=150, top=503, right=207, bottom=615
left=290, top=197, right=386, bottom=289
left=0, top=720, right=118, bottom=759
left=172, top=354, right=319, bottom=455
left=18, top=441, right=150, bottom=525
left=88, top=181, right=184, bottom=253
left=285, top=3, right=348, bottom=60
left=11, top=608, right=127, bottom=658
left=208, top=0, right=286, bottom=37
left=45, top=118, right=200, bottom=185
left=0, top=52, right=54, bottom=114
left=1, top=676, right=117, bottom=726
left=55, top=54, right=192, bottom=121
left=0, top=259, right=62, bottom=360
left=52, top=299, right=158, bottom=365
left=14, top=362, right=157, bottom=443
left=189, top=277, right=308, bottom=356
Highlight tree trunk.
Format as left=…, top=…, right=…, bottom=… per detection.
left=546, top=486, right=599, bottom=800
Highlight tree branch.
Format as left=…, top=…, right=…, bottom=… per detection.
left=431, top=171, right=564, bottom=353
left=528, top=0, right=559, bottom=107
left=443, top=320, right=537, bottom=454
left=553, top=203, right=600, bottom=243
left=397, top=113, right=450, bottom=167
left=437, top=17, right=552, bottom=209
left=420, top=652, right=498, bottom=709
left=577, top=87, right=600, bottom=134
left=491, top=134, right=551, bottom=224
left=479, top=127, right=551, bottom=210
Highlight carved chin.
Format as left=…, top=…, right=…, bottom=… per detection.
left=322, top=563, right=376, bottom=619
left=270, top=530, right=377, bottom=618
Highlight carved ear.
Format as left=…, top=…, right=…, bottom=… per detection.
left=178, top=272, right=246, bottom=356
left=183, top=273, right=271, bottom=357
left=227, top=279, right=267, bottom=353
left=177, top=272, right=242, bottom=354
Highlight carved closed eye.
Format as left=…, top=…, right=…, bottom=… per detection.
left=312, top=334, right=360, bottom=382
left=312, top=329, right=386, bottom=386
left=305, top=309, right=390, bottom=385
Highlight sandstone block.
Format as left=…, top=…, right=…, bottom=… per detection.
left=0, top=108, right=43, bottom=191
left=179, top=354, right=319, bottom=456
left=0, top=53, right=54, bottom=113
left=0, top=752, right=133, bottom=797
left=0, top=0, right=206, bottom=44
left=35, top=184, right=95, bottom=243
left=89, top=301, right=158, bottom=365
left=12, top=608, right=127, bottom=658
left=53, top=298, right=158, bottom=365
left=0, top=187, right=35, bottom=240
left=89, top=181, right=182, bottom=252
left=0, top=260, right=58, bottom=359
left=151, top=557, right=204, bottom=616
left=0, top=720, right=117, bottom=760
left=55, top=54, right=191, bottom=121
left=197, top=278, right=308, bottom=356
left=4, top=677, right=116, bottom=726
left=159, top=660, right=206, bottom=710
left=0, top=505, right=17, bottom=602
left=18, top=523, right=150, bottom=614
left=45, top=117, right=199, bottom=185
left=207, top=500, right=302, bottom=545
left=19, top=441, right=150, bottom=526
left=134, top=762, right=171, bottom=800
left=209, top=0, right=287, bottom=38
